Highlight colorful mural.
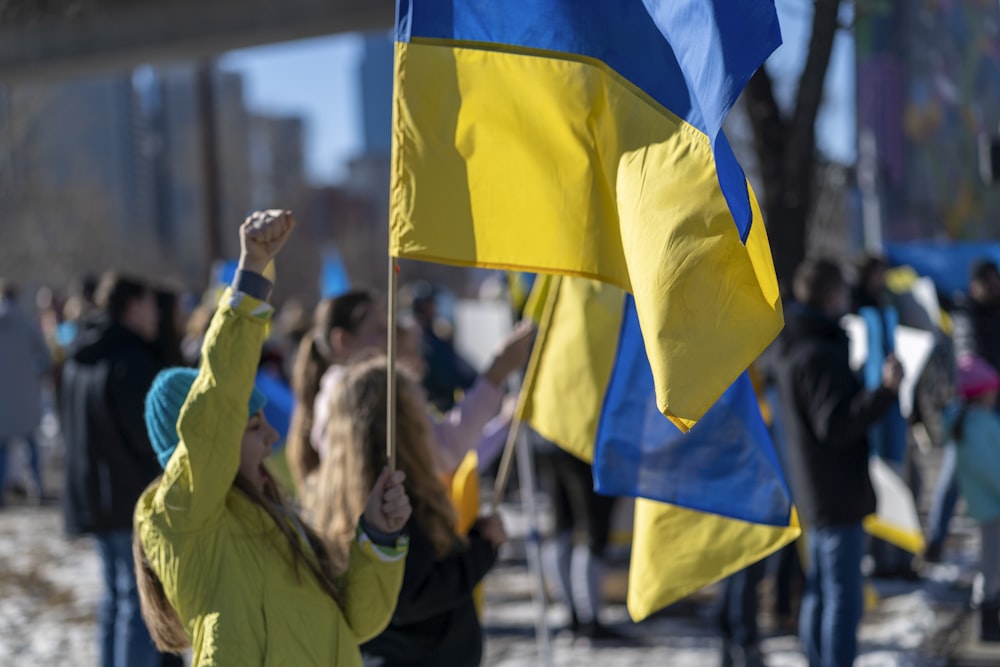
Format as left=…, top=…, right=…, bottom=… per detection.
left=857, top=0, right=1000, bottom=241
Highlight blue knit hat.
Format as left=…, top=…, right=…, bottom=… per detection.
left=145, top=367, right=268, bottom=469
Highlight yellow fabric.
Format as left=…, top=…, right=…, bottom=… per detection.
left=628, top=500, right=800, bottom=621
left=135, top=290, right=406, bottom=667
left=863, top=516, right=926, bottom=556
left=518, top=276, right=799, bottom=620
left=444, top=450, right=485, bottom=614
left=391, top=41, right=783, bottom=430
left=519, top=276, right=623, bottom=463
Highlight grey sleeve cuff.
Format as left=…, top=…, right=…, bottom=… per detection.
left=232, top=269, right=273, bottom=301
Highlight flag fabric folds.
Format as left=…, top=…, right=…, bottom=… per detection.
left=520, top=276, right=799, bottom=620
left=390, top=0, right=784, bottom=429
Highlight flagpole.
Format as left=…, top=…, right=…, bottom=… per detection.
left=386, top=257, right=399, bottom=471
left=515, top=427, right=554, bottom=666
left=491, top=276, right=559, bottom=510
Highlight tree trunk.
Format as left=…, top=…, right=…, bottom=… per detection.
left=744, top=0, right=843, bottom=289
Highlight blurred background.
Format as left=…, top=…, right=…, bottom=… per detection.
left=5, top=1, right=997, bottom=305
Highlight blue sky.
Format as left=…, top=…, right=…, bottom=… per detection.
left=219, top=34, right=365, bottom=183
left=220, top=1, right=855, bottom=185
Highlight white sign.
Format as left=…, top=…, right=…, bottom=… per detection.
left=842, top=315, right=935, bottom=418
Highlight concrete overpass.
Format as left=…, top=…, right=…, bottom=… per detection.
left=0, top=0, right=394, bottom=82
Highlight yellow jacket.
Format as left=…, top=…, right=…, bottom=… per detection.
left=135, top=290, right=406, bottom=666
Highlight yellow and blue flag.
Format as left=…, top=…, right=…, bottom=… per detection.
left=520, top=275, right=799, bottom=621
left=390, top=0, right=785, bottom=430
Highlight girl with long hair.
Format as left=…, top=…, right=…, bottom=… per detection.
left=286, top=290, right=385, bottom=491
left=133, top=211, right=411, bottom=666
left=305, top=356, right=505, bottom=667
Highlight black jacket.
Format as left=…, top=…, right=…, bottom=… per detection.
left=362, top=517, right=498, bottom=667
left=773, top=304, right=897, bottom=527
left=952, top=299, right=1000, bottom=371
left=60, top=320, right=163, bottom=535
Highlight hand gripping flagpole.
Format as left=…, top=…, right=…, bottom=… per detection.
left=386, top=258, right=399, bottom=471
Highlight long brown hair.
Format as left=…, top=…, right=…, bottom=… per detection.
left=286, top=291, right=377, bottom=492
left=134, top=472, right=345, bottom=652
left=304, top=356, right=461, bottom=573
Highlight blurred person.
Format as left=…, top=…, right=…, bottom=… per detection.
left=152, top=287, right=186, bottom=368
left=950, top=355, right=1000, bottom=641
left=55, top=274, right=100, bottom=351
left=273, top=296, right=312, bottom=380
left=534, top=431, right=626, bottom=644
left=60, top=272, right=167, bottom=667
left=715, top=362, right=791, bottom=667
left=852, top=253, right=918, bottom=579
left=287, top=289, right=533, bottom=494
left=408, top=281, right=478, bottom=412
left=773, top=258, right=902, bottom=667
left=180, top=302, right=214, bottom=366
left=286, top=289, right=386, bottom=492
left=926, top=258, right=1000, bottom=562
left=134, top=210, right=409, bottom=665
left=304, top=356, right=504, bottom=667
left=0, top=279, right=52, bottom=505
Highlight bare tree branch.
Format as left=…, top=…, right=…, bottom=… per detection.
left=788, top=0, right=842, bottom=172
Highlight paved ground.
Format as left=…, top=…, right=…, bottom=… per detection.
left=2, top=433, right=1000, bottom=666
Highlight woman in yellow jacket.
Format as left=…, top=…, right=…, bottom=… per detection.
left=133, top=210, right=411, bottom=666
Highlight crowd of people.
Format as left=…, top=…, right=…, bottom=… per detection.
left=2, top=210, right=1000, bottom=667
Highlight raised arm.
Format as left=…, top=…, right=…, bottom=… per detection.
left=155, top=211, right=295, bottom=530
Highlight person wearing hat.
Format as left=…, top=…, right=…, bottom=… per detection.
left=133, top=210, right=412, bottom=666
left=927, top=259, right=1000, bottom=563
left=952, top=354, right=1000, bottom=641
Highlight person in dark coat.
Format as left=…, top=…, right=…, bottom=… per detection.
left=773, top=258, right=902, bottom=667
left=60, top=272, right=166, bottom=667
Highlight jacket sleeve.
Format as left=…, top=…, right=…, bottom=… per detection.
left=388, top=521, right=497, bottom=625
left=341, top=525, right=409, bottom=642
left=965, top=415, right=1000, bottom=501
left=153, top=289, right=271, bottom=531
left=795, top=347, right=897, bottom=449
left=107, top=351, right=160, bottom=474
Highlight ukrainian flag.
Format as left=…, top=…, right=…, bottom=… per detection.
left=391, top=0, right=784, bottom=430
left=521, top=275, right=799, bottom=620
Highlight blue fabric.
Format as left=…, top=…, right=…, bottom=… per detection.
left=592, top=296, right=792, bottom=526
left=395, top=0, right=782, bottom=241
left=800, top=523, right=865, bottom=667
left=94, top=530, right=160, bottom=667
left=255, top=371, right=294, bottom=443
left=216, top=259, right=240, bottom=287
left=320, top=249, right=351, bottom=298
left=145, top=367, right=268, bottom=469
left=928, top=442, right=959, bottom=549
left=860, top=306, right=908, bottom=463
left=886, top=241, right=1000, bottom=297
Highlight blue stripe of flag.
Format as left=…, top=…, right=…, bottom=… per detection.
left=395, top=0, right=781, bottom=241
left=593, top=295, right=792, bottom=527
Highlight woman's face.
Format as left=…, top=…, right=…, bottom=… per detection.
left=240, top=410, right=279, bottom=492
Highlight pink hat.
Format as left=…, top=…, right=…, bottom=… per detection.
left=957, top=355, right=1000, bottom=400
